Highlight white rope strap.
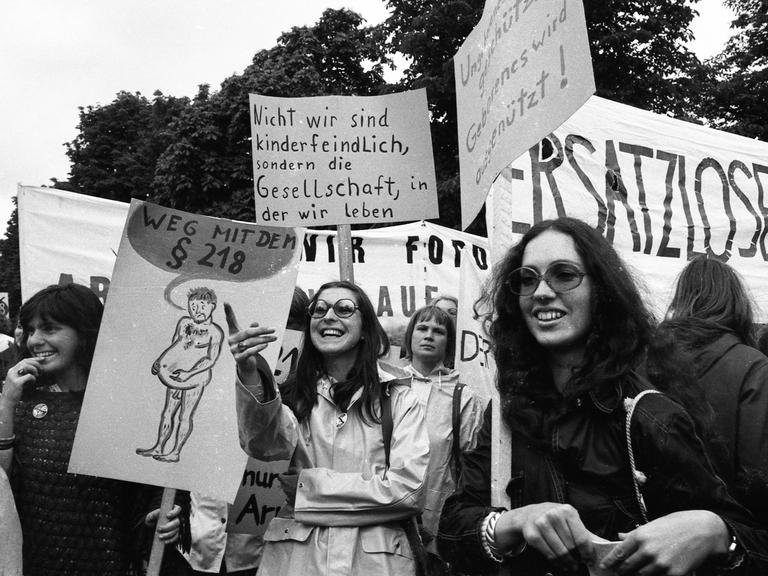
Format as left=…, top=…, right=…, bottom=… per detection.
left=623, top=389, right=661, bottom=524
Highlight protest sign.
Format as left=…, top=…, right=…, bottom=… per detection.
left=249, top=90, right=438, bottom=227
left=69, top=200, right=304, bottom=502
left=487, top=95, right=768, bottom=321
left=227, top=457, right=290, bottom=534
left=17, top=185, right=129, bottom=303
left=455, top=0, right=594, bottom=229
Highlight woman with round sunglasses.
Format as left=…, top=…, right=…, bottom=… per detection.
left=227, top=280, right=429, bottom=576
left=438, top=217, right=766, bottom=575
left=401, top=305, right=487, bottom=571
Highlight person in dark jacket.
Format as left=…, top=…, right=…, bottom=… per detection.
left=654, top=255, right=768, bottom=522
left=438, top=218, right=767, bottom=575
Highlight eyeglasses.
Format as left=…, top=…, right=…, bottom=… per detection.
left=508, top=263, right=587, bottom=296
left=308, top=298, right=359, bottom=319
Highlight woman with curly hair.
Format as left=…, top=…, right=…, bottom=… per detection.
left=438, top=217, right=766, bottom=575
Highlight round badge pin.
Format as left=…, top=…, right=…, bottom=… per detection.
left=32, top=403, right=48, bottom=419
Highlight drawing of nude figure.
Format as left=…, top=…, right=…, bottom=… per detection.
left=136, top=287, right=224, bottom=463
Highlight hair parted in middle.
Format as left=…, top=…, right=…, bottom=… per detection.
left=478, top=217, right=655, bottom=419
left=665, top=254, right=756, bottom=347
left=282, top=280, right=389, bottom=424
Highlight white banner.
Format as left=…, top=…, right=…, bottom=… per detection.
left=488, top=96, right=768, bottom=321
left=18, top=185, right=128, bottom=304
left=17, top=187, right=489, bottom=347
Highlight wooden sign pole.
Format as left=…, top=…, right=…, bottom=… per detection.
left=336, top=224, right=355, bottom=283
left=146, top=487, right=177, bottom=576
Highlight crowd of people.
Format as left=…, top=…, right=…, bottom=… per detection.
left=1, top=216, right=768, bottom=575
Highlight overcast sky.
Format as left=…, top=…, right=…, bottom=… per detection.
left=0, top=0, right=735, bottom=233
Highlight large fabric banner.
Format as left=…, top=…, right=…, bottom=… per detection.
left=488, top=96, right=768, bottom=321
left=18, top=185, right=128, bottom=304
left=454, top=0, right=594, bottom=229
left=69, top=201, right=304, bottom=502
left=295, top=222, right=490, bottom=346
left=18, top=186, right=489, bottom=348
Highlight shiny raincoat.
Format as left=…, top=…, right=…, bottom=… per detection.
left=236, top=364, right=429, bottom=576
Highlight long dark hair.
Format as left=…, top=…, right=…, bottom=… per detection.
left=478, top=218, right=655, bottom=440
left=19, top=284, right=104, bottom=378
left=403, top=305, right=456, bottom=366
left=666, top=255, right=756, bottom=347
left=282, top=281, right=389, bottom=423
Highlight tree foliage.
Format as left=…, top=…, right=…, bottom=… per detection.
left=0, top=199, right=21, bottom=314
left=382, top=0, right=705, bottom=231
left=4, top=1, right=767, bottom=309
left=66, top=91, right=189, bottom=201
left=151, top=8, right=390, bottom=220
left=696, top=0, right=768, bottom=140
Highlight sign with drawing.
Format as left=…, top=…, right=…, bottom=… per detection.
left=69, top=200, right=304, bottom=502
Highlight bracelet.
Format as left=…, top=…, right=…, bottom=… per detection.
left=481, top=510, right=527, bottom=563
left=719, top=529, right=745, bottom=571
left=481, top=511, right=504, bottom=562
left=0, top=433, right=16, bottom=450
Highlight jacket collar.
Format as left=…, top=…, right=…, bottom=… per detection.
left=586, top=381, right=624, bottom=414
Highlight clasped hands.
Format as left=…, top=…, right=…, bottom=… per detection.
left=496, top=504, right=726, bottom=575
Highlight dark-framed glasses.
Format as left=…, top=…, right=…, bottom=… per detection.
left=508, top=263, right=587, bottom=296
left=308, top=298, right=359, bottom=319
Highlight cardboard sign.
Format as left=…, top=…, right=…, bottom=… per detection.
left=249, top=90, right=438, bottom=226
left=69, top=200, right=304, bottom=502
left=227, top=458, right=290, bottom=534
left=455, top=0, right=595, bottom=229
left=487, top=95, right=768, bottom=321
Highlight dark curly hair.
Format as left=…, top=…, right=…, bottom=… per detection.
left=282, top=280, right=389, bottom=424
left=477, top=217, right=655, bottom=441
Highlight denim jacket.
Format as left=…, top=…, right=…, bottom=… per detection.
left=438, top=372, right=768, bottom=575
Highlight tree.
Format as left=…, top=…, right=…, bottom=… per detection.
left=0, top=199, right=21, bottom=315
left=65, top=91, right=189, bottom=202
left=151, top=8, right=391, bottom=220
left=696, top=0, right=768, bottom=140
left=382, top=0, right=705, bottom=231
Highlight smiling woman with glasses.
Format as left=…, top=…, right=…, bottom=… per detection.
left=226, top=280, right=429, bottom=576
left=438, top=217, right=766, bottom=575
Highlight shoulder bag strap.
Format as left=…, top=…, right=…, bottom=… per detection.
left=381, top=386, right=393, bottom=471
left=624, top=389, right=661, bottom=523
left=452, top=382, right=466, bottom=481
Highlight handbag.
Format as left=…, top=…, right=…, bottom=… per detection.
left=623, top=389, right=661, bottom=523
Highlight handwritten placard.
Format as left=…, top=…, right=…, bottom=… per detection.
left=454, top=0, right=595, bottom=229
left=227, top=458, right=290, bottom=534
left=69, top=200, right=303, bottom=503
left=249, top=90, right=438, bottom=227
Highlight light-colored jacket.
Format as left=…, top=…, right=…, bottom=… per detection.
left=403, top=363, right=487, bottom=548
left=183, top=492, right=263, bottom=573
left=236, top=363, right=429, bottom=576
